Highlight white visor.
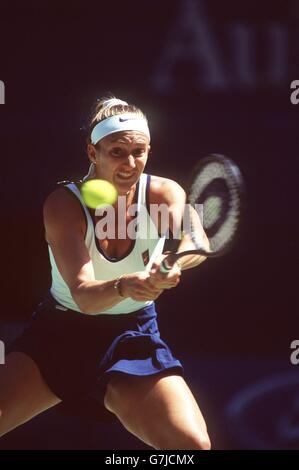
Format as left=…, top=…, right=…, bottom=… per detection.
left=91, top=113, right=150, bottom=145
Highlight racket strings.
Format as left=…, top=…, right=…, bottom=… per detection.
left=189, top=158, right=242, bottom=253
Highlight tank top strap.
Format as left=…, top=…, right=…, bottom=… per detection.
left=136, top=173, right=148, bottom=211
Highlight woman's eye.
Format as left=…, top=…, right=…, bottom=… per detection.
left=133, top=148, right=145, bottom=157
left=111, top=148, right=123, bottom=157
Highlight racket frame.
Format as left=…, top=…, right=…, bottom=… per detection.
left=160, top=154, right=244, bottom=273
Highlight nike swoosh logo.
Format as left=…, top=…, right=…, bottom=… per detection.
left=119, top=117, right=137, bottom=122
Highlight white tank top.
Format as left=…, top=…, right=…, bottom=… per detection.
left=49, top=173, right=165, bottom=315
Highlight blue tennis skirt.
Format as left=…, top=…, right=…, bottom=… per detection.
left=9, top=292, right=183, bottom=415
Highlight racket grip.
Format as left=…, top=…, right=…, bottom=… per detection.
left=160, top=260, right=172, bottom=273
left=160, top=254, right=178, bottom=273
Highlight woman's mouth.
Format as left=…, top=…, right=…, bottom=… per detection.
left=116, top=171, right=136, bottom=180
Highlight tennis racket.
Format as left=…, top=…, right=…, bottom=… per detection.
left=160, top=154, right=244, bottom=273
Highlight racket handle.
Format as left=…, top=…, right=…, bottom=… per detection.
left=160, top=253, right=178, bottom=273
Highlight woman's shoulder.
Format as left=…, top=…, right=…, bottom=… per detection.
left=43, top=185, right=80, bottom=212
left=148, top=174, right=186, bottom=206
left=43, top=185, right=86, bottom=237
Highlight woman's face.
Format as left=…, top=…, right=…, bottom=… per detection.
left=88, top=131, right=150, bottom=196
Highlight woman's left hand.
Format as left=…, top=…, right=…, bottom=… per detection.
left=148, top=254, right=181, bottom=290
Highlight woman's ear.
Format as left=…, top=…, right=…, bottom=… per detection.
left=87, top=144, right=97, bottom=163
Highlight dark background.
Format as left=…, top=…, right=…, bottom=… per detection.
left=0, top=0, right=298, bottom=450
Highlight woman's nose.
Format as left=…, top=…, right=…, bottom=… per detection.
left=125, top=155, right=136, bottom=168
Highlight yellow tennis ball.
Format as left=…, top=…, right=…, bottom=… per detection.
left=80, top=179, right=118, bottom=209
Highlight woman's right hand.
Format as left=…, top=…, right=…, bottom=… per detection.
left=120, top=272, right=164, bottom=301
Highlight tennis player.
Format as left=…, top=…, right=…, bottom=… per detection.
left=0, top=97, right=211, bottom=450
